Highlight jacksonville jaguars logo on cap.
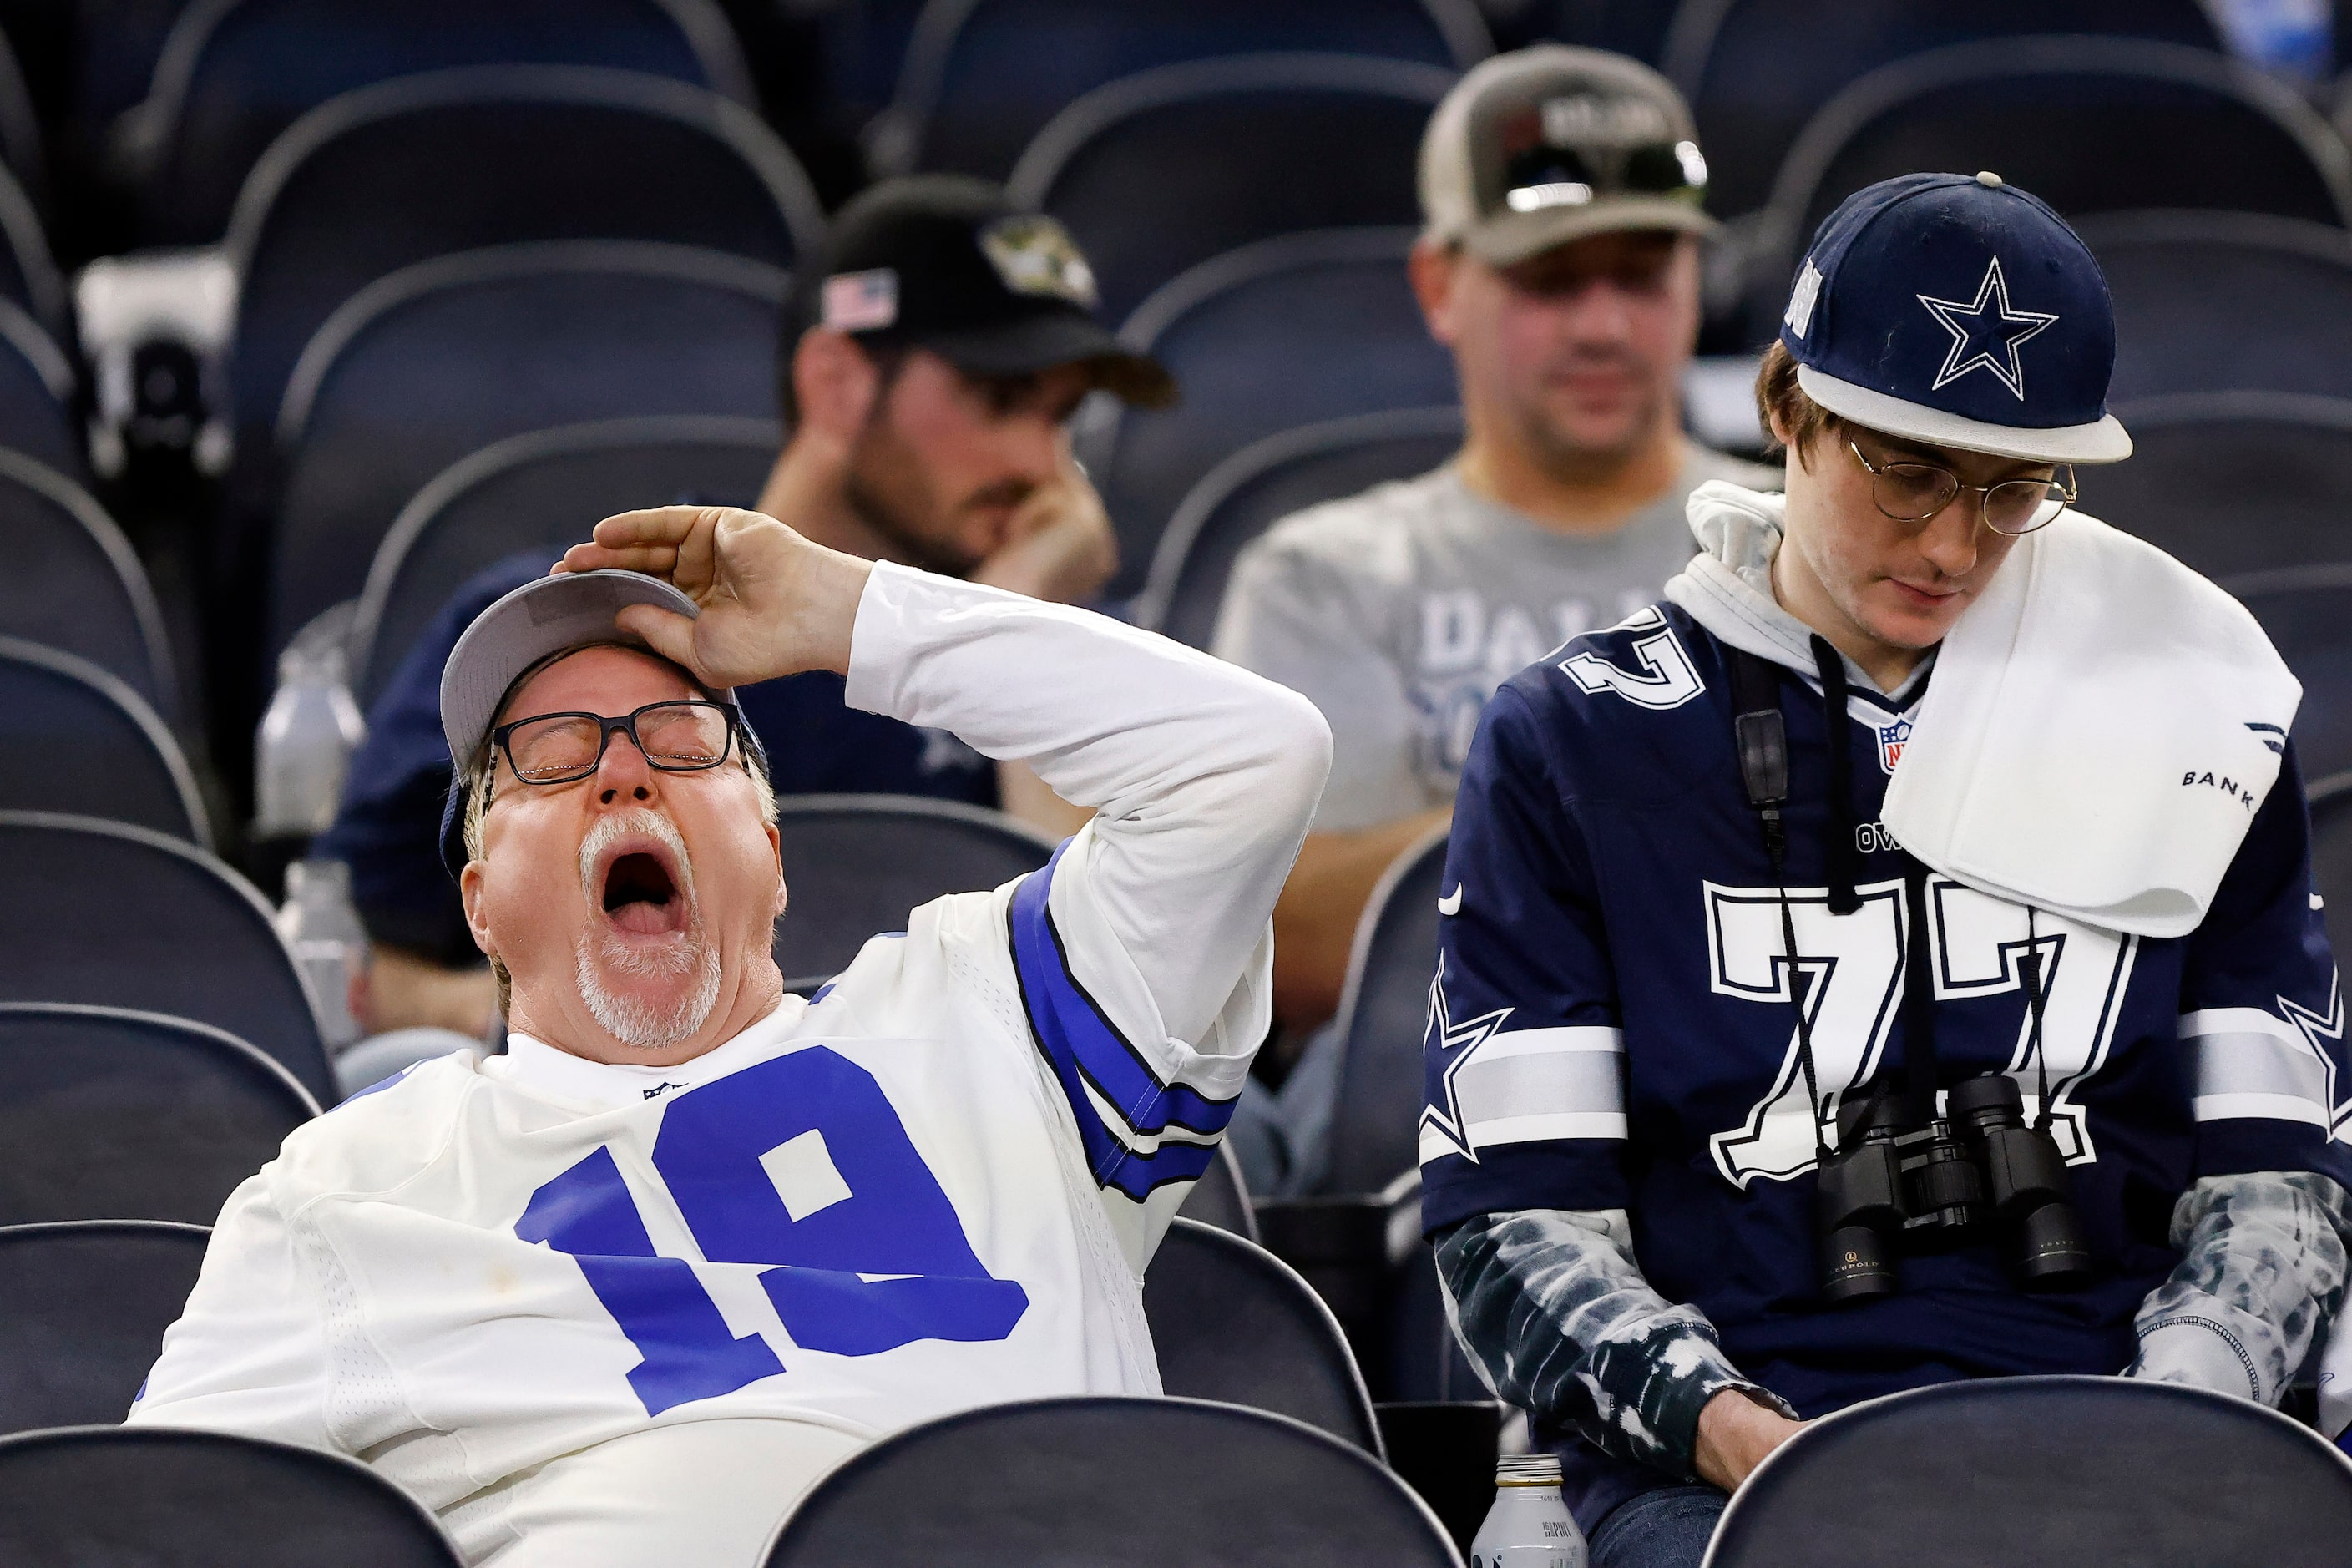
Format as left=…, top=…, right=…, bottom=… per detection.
left=1915, top=256, right=2057, bottom=401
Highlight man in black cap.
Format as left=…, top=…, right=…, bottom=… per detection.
left=320, top=176, right=1171, bottom=1058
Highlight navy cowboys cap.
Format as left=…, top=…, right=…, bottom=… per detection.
left=1778, top=171, right=2132, bottom=465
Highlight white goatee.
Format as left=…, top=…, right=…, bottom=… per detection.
left=573, top=808, right=722, bottom=1051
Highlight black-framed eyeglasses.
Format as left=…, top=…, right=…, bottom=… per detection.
left=1499, top=139, right=1707, bottom=215
left=1845, top=437, right=2076, bottom=537
left=491, top=700, right=739, bottom=787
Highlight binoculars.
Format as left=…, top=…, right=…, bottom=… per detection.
left=1814, top=1073, right=2094, bottom=1302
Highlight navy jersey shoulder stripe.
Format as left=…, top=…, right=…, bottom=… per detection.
left=1007, top=842, right=1232, bottom=1201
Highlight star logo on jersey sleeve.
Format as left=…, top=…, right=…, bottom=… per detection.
left=1915, top=256, right=2058, bottom=401
left=1415, top=956, right=1514, bottom=1166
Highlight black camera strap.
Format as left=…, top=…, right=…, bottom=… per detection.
left=1899, top=858, right=1941, bottom=1130
left=1728, top=646, right=1833, bottom=1166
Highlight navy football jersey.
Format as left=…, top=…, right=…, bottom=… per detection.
left=1421, top=601, right=2350, bottom=1498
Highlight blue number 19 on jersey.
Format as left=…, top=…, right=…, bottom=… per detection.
left=516, top=1046, right=1029, bottom=1416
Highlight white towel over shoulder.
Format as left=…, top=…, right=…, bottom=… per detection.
left=1881, top=509, right=2300, bottom=939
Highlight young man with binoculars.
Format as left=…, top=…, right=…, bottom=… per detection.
left=1419, top=172, right=2352, bottom=1568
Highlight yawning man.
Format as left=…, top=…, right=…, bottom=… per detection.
left=128, top=504, right=1331, bottom=1567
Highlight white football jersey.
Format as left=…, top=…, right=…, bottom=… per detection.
left=127, top=563, right=1330, bottom=1567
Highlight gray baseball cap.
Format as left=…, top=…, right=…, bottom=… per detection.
left=1419, top=45, right=1715, bottom=266
left=438, top=569, right=731, bottom=769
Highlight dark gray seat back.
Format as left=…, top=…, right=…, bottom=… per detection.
left=225, top=65, right=816, bottom=454
left=0, top=453, right=178, bottom=718
left=1326, top=827, right=1449, bottom=1197
left=0, top=1003, right=315, bottom=1226
left=1705, top=1376, right=2352, bottom=1566
left=1663, top=0, right=2222, bottom=219
left=2225, top=566, right=2352, bottom=782
left=2078, top=211, right=2352, bottom=402
left=873, top=0, right=1486, bottom=178
left=763, top=1395, right=1459, bottom=1566
left=268, top=240, right=786, bottom=655
left=0, top=1220, right=210, bottom=1434
left=1137, top=407, right=1463, bottom=650
left=1080, top=228, right=1454, bottom=599
left=0, top=640, right=206, bottom=846
left=2077, top=392, right=2352, bottom=580
left=1751, top=38, right=2352, bottom=341
left=770, top=795, right=1056, bottom=989
left=351, top=415, right=780, bottom=705
left=0, top=1425, right=464, bottom=1565
left=0, top=816, right=332, bottom=1100
left=130, top=0, right=755, bottom=244
left=1008, top=55, right=1453, bottom=326
left=1144, top=1217, right=1383, bottom=1454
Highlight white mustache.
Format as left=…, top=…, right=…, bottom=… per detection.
left=577, top=807, right=698, bottom=912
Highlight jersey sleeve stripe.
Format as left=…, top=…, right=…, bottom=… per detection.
left=1006, top=849, right=1236, bottom=1200
left=1448, top=1030, right=1626, bottom=1141
left=2177, top=1011, right=2335, bottom=1125
left=1419, top=1111, right=1630, bottom=1164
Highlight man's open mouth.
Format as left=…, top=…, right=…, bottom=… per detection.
left=598, top=843, right=691, bottom=938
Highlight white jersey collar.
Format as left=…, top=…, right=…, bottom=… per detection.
left=487, top=994, right=807, bottom=1112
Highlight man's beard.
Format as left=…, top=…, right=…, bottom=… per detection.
left=842, top=416, right=1034, bottom=579
left=573, top=808, right=723, bottom=1051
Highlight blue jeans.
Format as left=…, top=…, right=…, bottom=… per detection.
left=1587, top=1485, right=1727, bottom=1568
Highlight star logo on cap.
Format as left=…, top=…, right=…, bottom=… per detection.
left=1915, top=256, right=2058, bottom=401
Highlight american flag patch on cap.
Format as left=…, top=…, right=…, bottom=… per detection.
left=822, top=268, right=898, bottom=331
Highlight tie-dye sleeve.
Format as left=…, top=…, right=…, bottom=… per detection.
left=2127, top=1171, right=2352, bottom=1405
left=1435, top=1206, right=1793, bottom=1479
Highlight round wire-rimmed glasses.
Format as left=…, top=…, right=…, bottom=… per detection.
left=1846, top=437, right=2076, bottom=536
left=492, top=699, right=738, bottom=787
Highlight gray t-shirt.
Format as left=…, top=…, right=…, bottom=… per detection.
left=1212, top=447, right=1778, bottom=831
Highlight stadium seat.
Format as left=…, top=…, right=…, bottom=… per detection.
left=1174, top=1139, right=1260, bottom=1242
left=266, top=240, right=787, bottom=655
left=0, top=815, right=334, bottom=1101
left=1137, top=407, right=1464, bottom=650
left=1078, top=228, right=1456, bottom=599
left=1751, top=37, right=2352, bottom=342
left=771, top=795, right=1057, bottom=989
left=0, top=28, right=44, bottom=209
left=0, top=1220, right=209, bottom=1433
left=870, top=0, right=1487, bottom=179
left=2077, top=392, right=2352, bottom=580
left=1706, top=1375, right=2352, bottom=1565
left=0, top=159, right=63, bottom=341
left=121, top=0, right=756, bottom=245
left=2221, top=566, right=2352, bottom=783
left=0, top=1425, right=464, bottom=1565
left=0, top=296, right=89, bottom=478
left=0, top=450, right=180, bottom=719
left=223, top=65, right=819, bottom=456
left=0, top=1002, right=316, bottom=1225
left=2078, top=210, right=2352, bottom=403
left=2308, top=771, right=2352, bottom=956
left=1006, top=54, right=1454, bottom=325
left=1326, top=826, right=1449, bottom=1197
left=762, top=1395, right=1459, bottom=1566
left=1659, top=0, right=2222, bottom=219
left=350, top=415, right=781, bottom=706
left=0, top=638, right=207, bottom=846
left=1143, top=1217, right=1384, bottom=1454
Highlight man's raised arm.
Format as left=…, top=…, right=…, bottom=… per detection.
left=565, top=502, right=1332, bottom=1075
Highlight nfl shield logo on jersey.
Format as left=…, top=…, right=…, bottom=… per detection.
left=1878, top=716, right=1911, bottom=774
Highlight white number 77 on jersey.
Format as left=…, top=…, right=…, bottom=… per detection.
left=1704, top=876, right=2137, bottom=1188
